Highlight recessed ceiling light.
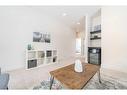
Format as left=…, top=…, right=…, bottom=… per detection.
left=77, top=22, right=80, bottom=25
left=62, top=13, right=67, bottom=16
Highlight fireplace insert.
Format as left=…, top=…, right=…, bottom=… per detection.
left=88, top=47, right=101, bottom=65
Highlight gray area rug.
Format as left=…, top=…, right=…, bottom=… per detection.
left=33, top=74, right=127, bottom=90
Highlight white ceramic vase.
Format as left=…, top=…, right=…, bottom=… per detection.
left=74, top=59, right=83, bottom=73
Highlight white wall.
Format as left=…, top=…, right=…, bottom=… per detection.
left=0, top=7, right=75, bottom=72
left=101, top=7, right=127, bottom=73
left=84, top=16, right=91, bottom=63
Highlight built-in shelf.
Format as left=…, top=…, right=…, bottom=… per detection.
left=26, top=49, right=57, bottom=69
left=90, top=30, right=101, bottom=34
left=90, top=37, right=101, bottom=40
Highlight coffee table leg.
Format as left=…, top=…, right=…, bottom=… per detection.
left=50, top=75, right=54, bottom=89
left=98, top=69, right=102, bottom=83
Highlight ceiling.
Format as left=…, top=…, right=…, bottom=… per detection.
left=29, top=6, right=101, bottom=27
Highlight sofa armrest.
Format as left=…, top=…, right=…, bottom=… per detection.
left=0, top=68, right=1, bottom=74
left=0, top=73, right=9, bottom=89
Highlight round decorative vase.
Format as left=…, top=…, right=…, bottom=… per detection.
left=74, top=59, right=83, bottom=73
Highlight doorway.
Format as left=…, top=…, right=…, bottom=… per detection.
left=76, top=38, right=81, bottom=54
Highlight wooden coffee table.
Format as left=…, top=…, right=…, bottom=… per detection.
left=50, top=63, right=101, bottom=89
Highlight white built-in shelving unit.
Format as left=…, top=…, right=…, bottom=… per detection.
left=26, top=50, right=57, bottom=69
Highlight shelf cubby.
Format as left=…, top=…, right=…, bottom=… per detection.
left=37, top=51, right=45, bottom=58
left=28, top=51, right=36, bottom=60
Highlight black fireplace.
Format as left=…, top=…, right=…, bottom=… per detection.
left=88, top=47, right=101, bottom=65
